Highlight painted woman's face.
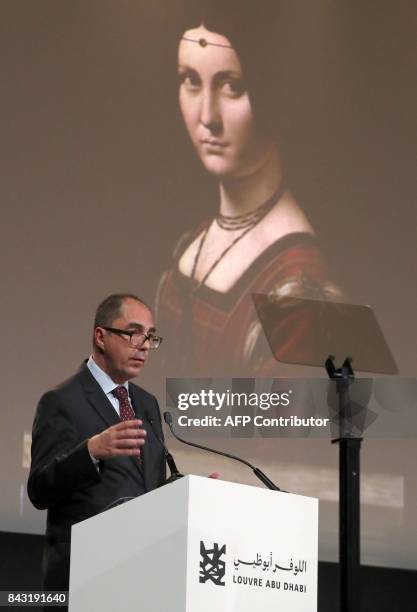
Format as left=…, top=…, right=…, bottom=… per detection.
left=178, top=26, right=271, bottom=179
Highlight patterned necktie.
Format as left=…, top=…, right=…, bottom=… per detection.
left=112, top=386, right=136, bottom=421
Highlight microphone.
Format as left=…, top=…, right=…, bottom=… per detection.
left=102, top=496, right=135, bottom=513
left=145, top=411, right=184, bottom=481
left=163, top=412, right=284, bottom=492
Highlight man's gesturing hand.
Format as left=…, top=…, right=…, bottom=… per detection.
left=88, top=419, right=147, bottom=460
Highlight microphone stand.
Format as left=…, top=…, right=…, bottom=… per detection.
left=144, top=411, right=184, bottom=483
left=164, top=412, right=282, bottom=492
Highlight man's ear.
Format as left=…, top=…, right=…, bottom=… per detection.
left=94, top=327, right=105, bottom=352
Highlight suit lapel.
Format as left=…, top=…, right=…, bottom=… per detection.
left=78, top=365, right=146, bottom=482
left=78, top=365, right=120, bottom=428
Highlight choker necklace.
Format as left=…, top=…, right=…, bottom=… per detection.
left=215, top=186, right=284, bottom=231
left=191, top=183, right=285, bottom=291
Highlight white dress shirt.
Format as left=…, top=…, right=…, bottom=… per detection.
left=87, top=355, right=131, bottom=418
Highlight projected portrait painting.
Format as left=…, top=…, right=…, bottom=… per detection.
left=156, top=0, right=340, bottom=378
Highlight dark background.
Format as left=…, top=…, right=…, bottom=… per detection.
left=0, top=0, right=416, bottom=595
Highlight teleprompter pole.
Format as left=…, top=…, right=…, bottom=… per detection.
left=326, top=356, right=362, bottom=612
left=338, top=437, right=362, bottom=612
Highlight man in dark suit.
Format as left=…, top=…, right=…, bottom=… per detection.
left=27, top=293, right=166, bottom=598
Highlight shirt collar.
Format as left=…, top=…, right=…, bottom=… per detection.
left=87, top=355, right=129, bottom=396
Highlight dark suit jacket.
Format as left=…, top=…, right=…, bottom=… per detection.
left=27, top=363, right=166, bottom=592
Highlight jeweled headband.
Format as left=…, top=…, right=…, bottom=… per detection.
left=181, top=35, right=233, bottom=49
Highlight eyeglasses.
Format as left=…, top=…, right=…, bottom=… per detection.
left=102, top=326, right=163, bottom=349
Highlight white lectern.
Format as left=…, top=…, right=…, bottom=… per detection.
left=70, top=475, right=318, bottom=612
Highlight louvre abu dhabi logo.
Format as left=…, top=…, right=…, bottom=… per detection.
left=199, top=541, right=226, bottom=586
left=199, top=541, right=308, bottom=595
